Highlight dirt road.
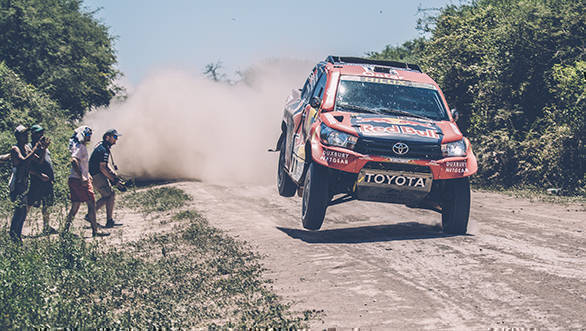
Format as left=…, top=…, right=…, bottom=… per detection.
left=171, top=181, right=585, bottom=330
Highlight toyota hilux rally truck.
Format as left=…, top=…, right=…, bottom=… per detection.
left=274, top=56, right=477, bottom=234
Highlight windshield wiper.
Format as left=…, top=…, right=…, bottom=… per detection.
left=336, top=103, right=382, bottom=114
left=375, top=108, right=432, bottom=120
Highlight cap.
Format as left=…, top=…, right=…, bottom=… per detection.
left=14, top=125, right=28, bottom=136
left=104, top=129, right=121, bottom=137
left=30, top=124, right=44, bottom=134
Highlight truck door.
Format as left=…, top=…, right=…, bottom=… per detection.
left=290, top=68, right=327, bottom=180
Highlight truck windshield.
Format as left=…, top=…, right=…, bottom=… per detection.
left=335, top=76, right=449, bottom=121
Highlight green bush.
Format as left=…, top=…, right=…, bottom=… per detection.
left=371, top=0, right=585, bottom=194
left=0, top=62, right=73, bottom=215
left=0, top=0, right=121, bottom=118
left=0, top=208, right=314, bottom=328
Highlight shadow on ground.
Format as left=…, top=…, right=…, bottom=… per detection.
left=127, top=177, right=201, bottom=188
left=277, top=222, right=463, bottom=244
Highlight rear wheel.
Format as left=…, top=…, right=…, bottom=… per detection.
left=301, top=162, right=329, bottom=230
left=277, top=135, right=296, bottom=197
left=441, top=177, right=471, bottom=234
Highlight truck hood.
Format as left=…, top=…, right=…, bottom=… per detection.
left=321, top=112, right=463, bottom=144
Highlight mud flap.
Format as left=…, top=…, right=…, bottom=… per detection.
left=268, top=131, right=284, bottom=152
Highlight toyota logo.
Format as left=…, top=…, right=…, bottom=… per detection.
left=393, top=142, right=409, bottom=155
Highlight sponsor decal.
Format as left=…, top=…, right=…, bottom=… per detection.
left=355, top=116, right=435, bottom=128
left=359, top=124, right=439, bottom=139
left=361, top=74, right=402, bottom=82
left=445, top=161, right=468, bottom=173
left=363, top=172, right=426, bottom=188
left=320, top=150, right=350, bottom=165
left=342, top=75, right=437, bottom=90
left=304, top=107, right=317, bottom=133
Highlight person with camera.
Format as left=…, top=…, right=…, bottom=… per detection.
left=8, top=124, right=46, bottom=242
left=26, top=125, right=57, bottom=235
left=89, top=129, right=125, bottom=228
left=63, top=126, right=108, bottom=237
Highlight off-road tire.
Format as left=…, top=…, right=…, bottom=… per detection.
left=301, top=162, right=329, bottom=230
left=441, top=177, right=471, bottom=234
left=277, top=136, right=297, bottom=197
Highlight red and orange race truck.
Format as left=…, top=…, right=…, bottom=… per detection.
left=274, top=56, right=477, bottom=233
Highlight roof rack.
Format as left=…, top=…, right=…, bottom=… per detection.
left=325, top=56, right=422, bottom=73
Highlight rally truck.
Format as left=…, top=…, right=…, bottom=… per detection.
left=274, top=56, right=477, bottom=234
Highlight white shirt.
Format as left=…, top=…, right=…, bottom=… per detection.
left=69, top=142, right=89, bottom=180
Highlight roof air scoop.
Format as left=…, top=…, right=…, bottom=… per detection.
left=374, top=66, right=391, bottom=74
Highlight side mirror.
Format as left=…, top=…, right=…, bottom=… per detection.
left=451, top=108, right=460, bottom=122
left=310, top=96, right=321, bottom=108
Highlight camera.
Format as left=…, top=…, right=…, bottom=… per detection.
left=113, top=176, right=129, bottom=192
left=39, top=136, right=51, bottom=148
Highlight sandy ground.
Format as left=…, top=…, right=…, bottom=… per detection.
left=178, top=182, right=585, bottom=330
left=19, top=182, right=586, bottom=329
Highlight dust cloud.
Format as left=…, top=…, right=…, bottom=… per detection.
left=84, top=59, right=313, bottom=185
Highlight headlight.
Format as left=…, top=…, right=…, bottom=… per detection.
left=320, top=123, right=357, bottom=149
left=441, top=139, right=467, bottom=157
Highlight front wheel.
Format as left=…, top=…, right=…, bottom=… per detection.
left=301, top=162, right=329, bottom=230
left=277, top=135, right=296, bottom=197
left=441, top=177, right=471, bottom=234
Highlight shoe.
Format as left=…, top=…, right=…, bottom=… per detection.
left=105, top=219, right=122, bottom=228
left=85, top=214, right=105, bottom=228
left=42, top=227, right=58, bottom=235
left=92, top=231, right=110, bottom=237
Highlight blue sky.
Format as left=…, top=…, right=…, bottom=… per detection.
left=83, top=0, right=455, bottom=84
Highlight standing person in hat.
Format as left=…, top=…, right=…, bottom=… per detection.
left=89, top=129, right=124, bottom=228
left=26, top=124, right=57, bottom=235
left=62, top=126, right=108, bottom=237
left=8, top=124, right=45, bottom=241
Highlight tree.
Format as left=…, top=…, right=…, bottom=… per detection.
left=0, top=0, right=120, bottom=118
left=203, top=61, right=226, bottom=82
left=370, top=0, right=585, bottom=193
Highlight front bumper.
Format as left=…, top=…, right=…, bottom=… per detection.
left=311, top=138, right=478, bottom=179
left=311, top=137, right=477, bottom=204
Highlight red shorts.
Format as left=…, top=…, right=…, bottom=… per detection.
left=68, top=178, right=95, bottom=202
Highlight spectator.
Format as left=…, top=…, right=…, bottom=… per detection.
left=27, top=124, right=57, bottom=235
left=89, top=129, right=124, bottom=228
left=62, top=126, right=108, bottom=237
left=8, top=125, right=43, bottom=242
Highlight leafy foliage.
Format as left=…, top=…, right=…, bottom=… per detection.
left=0, top=0, right=120, bottom=118
left=0, top=197, right=315, bottom=328
left=0, top=62, right=73, bottom=215
left=371, top=0, right=585, bottom=194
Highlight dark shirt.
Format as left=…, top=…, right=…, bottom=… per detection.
left=11, top=144, right=31, bottom=190
left=28, top=143, right=55, bottom=182
left=89, top=141, right=111, bottom=176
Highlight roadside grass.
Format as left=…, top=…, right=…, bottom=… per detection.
left=473, top=184, right=585, bottom=206
left=0, top=186, right=317, bottom=328
left=122, top=186, right=192, bottom=213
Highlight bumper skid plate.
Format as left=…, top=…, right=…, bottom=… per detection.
left=355, top=169, right=432, bottom=204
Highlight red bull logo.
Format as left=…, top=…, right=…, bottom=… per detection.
left=359, top=124, right=439, bottom=139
